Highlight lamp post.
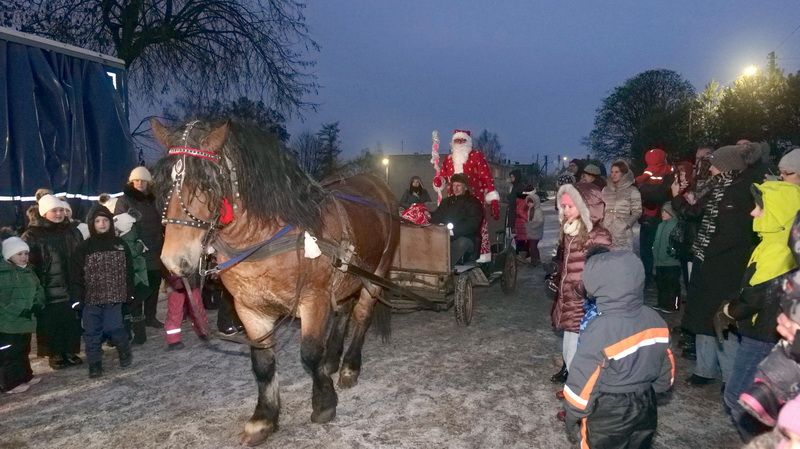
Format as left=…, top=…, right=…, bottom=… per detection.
left=382, top=157, right=389, bottom=183
left=562, top=156, right=568, bottom=170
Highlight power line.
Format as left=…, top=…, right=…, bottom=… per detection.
left=774, top=22, right=800, bottom=52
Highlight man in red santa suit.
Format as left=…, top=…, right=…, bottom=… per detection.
left=433, top=129, right=500, bottom=262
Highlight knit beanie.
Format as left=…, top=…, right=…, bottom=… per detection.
left=779, top=148, right=800, bottom=173
left=583, top=164, right=601, bottom=176
left=710, top=145, right=747, bottom=173
left=2, top=237, right=29, bottom=261
left=113, top=213, right=137, bottom=236
left=129, top=166, right=153, bottom=182
left=38, top=194, right=63, bottom=216
left=88, top=207, right=116, bottom=237
left=661, top=202, right=675, bottom=218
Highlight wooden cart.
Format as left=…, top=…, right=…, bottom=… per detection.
left=385, top=222, right=517, bottom=325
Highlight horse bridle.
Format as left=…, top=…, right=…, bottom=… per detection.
left=160, top=121, right=240, bottom=274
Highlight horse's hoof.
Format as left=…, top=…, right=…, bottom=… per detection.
left=337, top=368, right=360, bottom=389
left=310, top=406, right=336, bottom=424
left=240, top=419, right=276, bottom=447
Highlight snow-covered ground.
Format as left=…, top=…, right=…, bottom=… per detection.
left=0, top=203, right=742, bottom=448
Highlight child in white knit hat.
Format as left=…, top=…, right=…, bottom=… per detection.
left=0, top=235, right=45, bottom=393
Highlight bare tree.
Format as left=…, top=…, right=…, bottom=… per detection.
left=291, top=131, right=322, bottom=178
left=473, top=129, right=504, bottom=163
left=2, top=0, right=319, bottom=112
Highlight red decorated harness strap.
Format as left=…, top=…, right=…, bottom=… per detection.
left=168, top=146, right=221, bottom=163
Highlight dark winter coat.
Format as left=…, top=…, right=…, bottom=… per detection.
left=682, top=176, right=756, bottom=336
left=430, top=192, right=484, bottom=247
left=727, top=181, right=800, bottom=343
left=563, top=251, right=673, bottom=439
left=114, top=184, right=163, bottom=269
left=399, top=187, right=432, bottom=208
left=552, top=183, right=613, bottom=333
left=72, top=212, right=134, bottom=305
left=21, top=216, right=83, bottom=305
left=0, top=261, right=45, bottom=334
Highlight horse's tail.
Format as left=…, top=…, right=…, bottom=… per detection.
left=373, top=298, right=392, bottom=343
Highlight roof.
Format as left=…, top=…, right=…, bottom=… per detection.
left=0, top=26, right=125, bottom=69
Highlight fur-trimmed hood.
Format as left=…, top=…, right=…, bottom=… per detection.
left=557, top=182, right=605, bottom=232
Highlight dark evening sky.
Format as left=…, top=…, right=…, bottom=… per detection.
left=288, top=1, right=800, bottom=167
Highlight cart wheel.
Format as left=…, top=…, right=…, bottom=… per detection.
left=454, top=274, right=474, bottom=326
left=501, top=251, right=517, bottom=295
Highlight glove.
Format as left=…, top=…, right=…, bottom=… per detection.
left=432, top=176, right=444, bottom=189
left=491, top=200, right=500, bottom=221
left=713, top=301, right=737, bottom=344
left=18, top=309, right=33, bottom=319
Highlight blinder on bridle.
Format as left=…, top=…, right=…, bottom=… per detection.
left=160, top=121, right=239, bottom=274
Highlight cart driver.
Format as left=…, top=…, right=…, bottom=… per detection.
left=429, top=173, right=484, bottom=265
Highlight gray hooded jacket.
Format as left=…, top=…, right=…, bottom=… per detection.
left=563, top=251, right=673, bottom=425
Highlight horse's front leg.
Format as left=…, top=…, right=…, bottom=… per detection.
left=299, top=298, right=337, bottom=424
left=239, top=315, right=279, bottom=447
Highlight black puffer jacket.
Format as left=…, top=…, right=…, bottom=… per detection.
left=22, top=216, right=83, bottom=305
left=114, top=184, right=163, bottom=269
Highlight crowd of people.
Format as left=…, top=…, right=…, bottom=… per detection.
left=548, top=143, right=800, bottom=448
left=409, top=132, right=800, bottom=447
left=0, top=166, right=241, bottom=394
left=5, top=129, right=800, bottom=448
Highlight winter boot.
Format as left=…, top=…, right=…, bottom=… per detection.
left=119, top=347, right=133, bottom=368
left=550, top=362, right=568, bottom=384
left=88, top=363, right=104, bottom=378
left=48, top=355, right=69, bottom=370
left=132, top=319, right=147, bottom=345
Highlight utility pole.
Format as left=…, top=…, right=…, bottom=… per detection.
left=543, top=155, right=549, bottom=175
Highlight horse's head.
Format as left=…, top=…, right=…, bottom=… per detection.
left=151, top=118, right=233, bottom=277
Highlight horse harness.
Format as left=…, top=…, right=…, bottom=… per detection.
left=159, top=128, right=380, bottom=348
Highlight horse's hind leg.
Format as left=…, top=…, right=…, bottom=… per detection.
left=339, top=288, right=388, bottom=389
left=240, top=315, right=279, bottom=447
left=323, top=298, right=355, bottom=375
left=299, top=300, right=338, bottom=424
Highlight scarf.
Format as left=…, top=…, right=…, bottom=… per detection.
left=563, top=220, right=580, bottom=236
left=692, top=172, right=735, bottom=262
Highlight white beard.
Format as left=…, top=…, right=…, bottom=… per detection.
left=451, top=143, right=471, bottom=174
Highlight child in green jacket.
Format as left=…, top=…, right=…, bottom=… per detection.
left=652, top=202, right=681, bottom=313
left=1, top=236, right=45, bottom=394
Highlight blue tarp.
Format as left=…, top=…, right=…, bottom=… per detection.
left=0, top=35, right=134, bottom=228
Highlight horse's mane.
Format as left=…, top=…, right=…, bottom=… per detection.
left=152, top=119, right=326, bottom=232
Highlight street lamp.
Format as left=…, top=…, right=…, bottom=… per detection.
left=382, top=157, right=389, bottom=183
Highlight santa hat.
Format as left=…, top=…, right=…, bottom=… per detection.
left=129, top=166, right=153, bottom=182
left=2, top=237, right=29, bottom=261
left=114, top=213, right=137, bottom=236
left=38, top=194, right=63, bottom=216
left=451, top=129, right=472, bottom=144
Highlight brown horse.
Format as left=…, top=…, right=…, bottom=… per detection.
left=150, top=119, right=399, bottom=446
